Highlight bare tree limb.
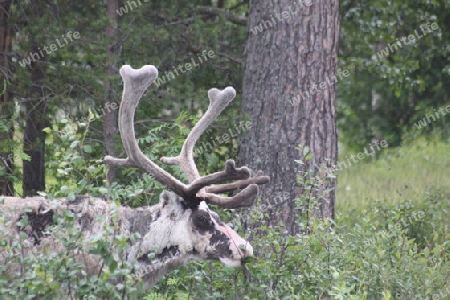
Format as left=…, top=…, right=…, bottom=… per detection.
left=194, top=6, right=247, bottom=26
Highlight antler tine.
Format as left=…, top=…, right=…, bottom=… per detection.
left=197, top=170, right=270, bottom=208
left=103, top=65, right=188, bottom=196
left=199, top=184, right=260, bottom=209
left=161, top=87, right=236, bottom=182
left=186, top=160, right=250, bottom=194
left=160, top=86, right=270, bottom=208
left=103, top=64, right=270, bottom=209
left=204, top=171, right=270, bottom=194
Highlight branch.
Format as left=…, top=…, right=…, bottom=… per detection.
left=216, top=51, right=243, bottom=65
left=195, top=6, right=247, bottom=26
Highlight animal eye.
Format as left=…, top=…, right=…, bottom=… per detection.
left=197, top=215, right=207, bottom=224
left=194, top=214, right=211, bottom=229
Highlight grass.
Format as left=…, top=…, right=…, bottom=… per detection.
left=337, top=136, right=450, bottom=211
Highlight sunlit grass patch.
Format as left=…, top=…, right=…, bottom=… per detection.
left=337, top=137, right=450, bottom=211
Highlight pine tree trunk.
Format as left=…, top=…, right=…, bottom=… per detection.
left=23, top=42, right=46, bottom=196
left=103, top=0, right=119, bottom=184
left=23, top=3, right=47, bottom=196
left=238, top=0, right=339, bottom=235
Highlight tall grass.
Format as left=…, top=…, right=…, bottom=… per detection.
left=337, top=137, right=450, bottom=211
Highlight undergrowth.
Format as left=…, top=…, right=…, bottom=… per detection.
left=0, top=120, right=448, bottom=299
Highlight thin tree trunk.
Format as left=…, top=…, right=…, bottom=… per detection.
left=23, top=2, right=47, bottom=196
left=103, top=0, right=119, bottom=184
left=23, top=42, right=46, bottom=196
left=0, top=0, right=14, bottom=196
left=238, top=0, right=339, bottom=235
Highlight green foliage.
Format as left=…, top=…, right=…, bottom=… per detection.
left=44, top=117, right=108, bottom=200
left=0, top=99, right=24, bottom=193
left=338, top=0, right=450, bottom=150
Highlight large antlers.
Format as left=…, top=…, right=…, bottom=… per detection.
left=104, top=65, right=269, bottom=208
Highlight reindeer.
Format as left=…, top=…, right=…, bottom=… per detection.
left=0, top=65, right=269, bottom=290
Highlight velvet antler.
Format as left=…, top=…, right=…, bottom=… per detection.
left=104, top=65, right=269, bottom=208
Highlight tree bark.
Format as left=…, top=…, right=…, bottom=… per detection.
left=0, top=0, right=14, bottom=196
left=103, top=0, right=119, bottom=184
left=238, top=0, right=339, bottom=235
left=23, top=2, right=47, bottom=196
left=23, top=42, right=46, bottom=196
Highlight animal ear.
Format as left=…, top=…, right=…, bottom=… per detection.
left=160, top=190, right=182, bottom=208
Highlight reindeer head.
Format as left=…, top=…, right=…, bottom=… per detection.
left=103, top=65, right=269, bottom=276
left=129, top=190, right=253, bottom=272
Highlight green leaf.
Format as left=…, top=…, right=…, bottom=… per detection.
left=16, top=215, right=28, bottom=227
left=70, top=141, right=79, bottom=148
left=19, top=152, right=31, bottom=161
left=67, top=193, right=75, bottom=201
left=98, top=187, right=108, bottom=194
left=64, top=209, right=74, bottom=218
left=303, top=146, right=310, bottom=155
left=83, top=145, right=93, bottom=153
